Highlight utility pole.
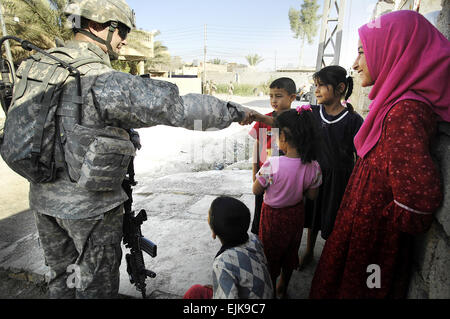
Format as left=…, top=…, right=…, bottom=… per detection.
left=315, top=0, right=346, bottom=70
left=0, top=0, right=15, bottom=79
left=312, top=0, right=346, bottom=104
left=203, top=24, right=207, bottom=87
left=274, top=50, right=277, bottom=71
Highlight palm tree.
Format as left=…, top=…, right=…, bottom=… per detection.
left=145, top=40, right=170, bottom=71
left=245, top=54, right=263, bottom=67
left=1, top=0, right=171, bottom=74
left=1, top=0, right=71, bottom=63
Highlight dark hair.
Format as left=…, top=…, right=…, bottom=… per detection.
left=313, top=65, right=355, bottom=112
left=209, top=196, right=250, bottom=246
left=274, top=109, right=322, bottom=164
left=270, top=77, right=297, bottom=95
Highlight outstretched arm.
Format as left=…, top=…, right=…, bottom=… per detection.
left=253, top=112, right=275, bottom=126
left=92, top=72, right=251, bottom=130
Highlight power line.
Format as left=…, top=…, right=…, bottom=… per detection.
left=207, top=24, right=291, bottom=32
left=158, top=25, right=203, bottom=33
left=158, top=24, right=294, bottom=36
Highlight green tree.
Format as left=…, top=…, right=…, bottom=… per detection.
left=245, top=54, right=263, bottom=67
left=288, top=0, right=321, bottom=67
left=209, top=58, right=225, bottom=65
left=1, top=0, right=71, bottom=63
left=144, top=40, right=170, bottom=72
left=110, top=60, right=132, bottom=73
left=1, top=0, right=170, bottom=74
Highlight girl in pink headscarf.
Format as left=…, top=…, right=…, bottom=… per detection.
left=309, top=10, right=449, bottom=299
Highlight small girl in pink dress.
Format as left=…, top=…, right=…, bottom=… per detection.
left=253, top=105, right=323, bottom=298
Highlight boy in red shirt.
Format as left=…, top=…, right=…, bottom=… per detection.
left=248, top=77, right=297, bottom=235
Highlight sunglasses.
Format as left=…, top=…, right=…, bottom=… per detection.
left=117, top=23, right=130, bottom=40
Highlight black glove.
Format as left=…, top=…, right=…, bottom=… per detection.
left=129, top=128, right=142, bottom=150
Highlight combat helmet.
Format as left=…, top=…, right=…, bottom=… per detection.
left=64, top=0, right=136, bottom=60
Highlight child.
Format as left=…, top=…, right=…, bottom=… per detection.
left=253, top=107, right=322, bottom=298
left=183, top=196, right=273, bottom=299
left=310, top=11, right=447, bottom=298
left=298, top=65, right=364, bottom=269
left=249, top=77, right=297, bottom=236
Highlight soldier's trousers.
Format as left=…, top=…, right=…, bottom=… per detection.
left=33, top=205, right=124, bottom=299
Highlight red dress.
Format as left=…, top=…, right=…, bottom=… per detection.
left=309, top=100, right=443, bottom=299
left=259, top=201, right=304, bottom=282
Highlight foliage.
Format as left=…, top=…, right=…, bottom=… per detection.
left=245, top=54, right=263, bottom=66
left=215, top=82, right=271, bottom=96
left=288, top=0, right=321, bottom=66
left=1, top=0, right=72, bottom=63
left=0, top=0, right=171, bottom=74
left=215, top=84, right=228, bottom=94
left=112, top=30, right=168, bottom=73
left=259, top=77, right=276, bottom=95
left=144, top=40, right=170, bottom=71
left=111, top=60, right=132, bottom=73
left=209, top=58, right=225, bottom=65
left=288, top=0, right=321, bottom=44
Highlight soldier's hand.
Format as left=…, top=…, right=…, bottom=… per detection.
left=129, top=128, right=142, bottom=150
left=239, top=109, right=256, bottom=126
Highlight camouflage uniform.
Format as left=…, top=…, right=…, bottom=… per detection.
left=34, top=205, right=123, bottom=299
left=27, top=12, right=248, bottom=297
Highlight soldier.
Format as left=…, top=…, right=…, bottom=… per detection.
left=204, top=80, right=211, bottom=95
left=227, top=81, right=234, bottom=98
left=25, top=0, right=251, bottom=299
left=210, top=80, right=217, bottom=95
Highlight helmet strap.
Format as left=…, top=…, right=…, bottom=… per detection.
left=76, top=21, right=120, bottom=60
left=105, top=21, right=119, bottom=60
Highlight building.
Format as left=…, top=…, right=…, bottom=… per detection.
left=119, top=29, right=156, bottom=75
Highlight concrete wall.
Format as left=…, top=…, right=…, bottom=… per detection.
left=348, top=70, right=372, bottom=118
left=205, top=71, right=315, bottom=88
left=153, top=77, right=202, bottom=95
left=437, top=0, right=450, bottom=39
left=199, top=62, right=228, bottom=73
left=395, top=0, right=442, bottom=13
left=408, top=122, right=450, bottom=299
left=406, top=0, right=450, bottom=299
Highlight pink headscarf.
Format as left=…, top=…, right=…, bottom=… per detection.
left=354, top=10, right=450, bottom=158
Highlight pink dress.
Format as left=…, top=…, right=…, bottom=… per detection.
left=257, top=156, right=322, bottom=281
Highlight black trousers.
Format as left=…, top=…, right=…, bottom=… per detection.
left=251, top=193, right=264, bottom=236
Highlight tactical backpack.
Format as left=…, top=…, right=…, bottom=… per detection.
left=0, top=46, right=136, bottom=191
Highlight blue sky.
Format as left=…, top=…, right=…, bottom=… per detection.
left=127, top=0, right=379, bottom=71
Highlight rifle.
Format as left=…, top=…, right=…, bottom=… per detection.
left=0, top=36, right=19, bottom=115
left=122, top=133, right=158, bottom=299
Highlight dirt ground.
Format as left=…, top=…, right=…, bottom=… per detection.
left=0, top=159, right=30, bottom=220
left=0, top=270, right=48, bottom=299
